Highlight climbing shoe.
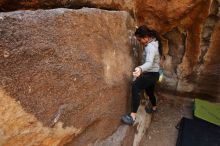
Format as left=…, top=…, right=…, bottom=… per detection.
left=121, top=114, right=135, bottom=125
left=145, top=107, right=157, bottom=113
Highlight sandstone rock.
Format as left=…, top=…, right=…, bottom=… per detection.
left=163, top=28, right=186, bottom=78
left=0, top=0, right=134, bottom=13
left=88, top=125, right=131, bottom=146
left=132, top=102, right=152, bottom=146
left=160, top=76, right=178, bottom=92
left=88, top=100, right=152, bottom=146
left=0, top=8, right=135, bottom=145
left=1, top=1, right=220, bottom=145
left=194, top=15, right=220, bottom=102
left=0, top=89, right=80, bottom=146
left=135, top=0, right=207, bottom=31
left=162, top=55, right=177, bottom=78
left=177, top=80, right=194, bottom=93
left=141, top=0, right=220, bottom=101
left=1, top=0, right=220, bottom=102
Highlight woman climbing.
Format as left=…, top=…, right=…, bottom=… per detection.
left=122, top=25, right=163, bottom=125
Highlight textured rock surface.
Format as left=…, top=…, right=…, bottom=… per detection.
left=1, top=0, right=220, bottom=145
left=0, top=0, right=134, bottom=13
left=87, top=125, right=133, bottom=146
left=0, top=8, right=134, bottom=145
left=136, top=0, right=220, bottom=101
left=0, top=89, right=80, bottom=146
left=1, top=0, right=220, bottom=102
left=87, top=101, right=151, bottom=146
left=194, top=14, right=220, bottom=101
left=135, top=0, right=207, bottom=31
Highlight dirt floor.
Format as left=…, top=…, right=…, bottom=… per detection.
left=140, top=93, right=193, bottom=146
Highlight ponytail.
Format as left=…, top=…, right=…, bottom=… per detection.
left=135, top=25, right=163, bottom=57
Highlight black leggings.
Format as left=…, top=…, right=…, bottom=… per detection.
left=131, top=72, right=159, bottom=113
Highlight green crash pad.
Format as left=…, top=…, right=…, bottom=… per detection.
left=194, top=98, right=220, bottom=126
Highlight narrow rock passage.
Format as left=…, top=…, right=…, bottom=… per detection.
left=140, top=94, right=193, bottom=146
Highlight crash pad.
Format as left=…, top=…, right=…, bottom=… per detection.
left=194, top=98, right=220, bottom=126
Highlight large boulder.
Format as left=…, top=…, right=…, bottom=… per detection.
left=1, top=0, right=220, bottom=101
left=0, top=0, right=134, bottom=12
left=0, top=8, right=135, bottom=145
left=0, top=89, right=80, bottom=146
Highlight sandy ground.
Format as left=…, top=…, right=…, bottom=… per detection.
left=140, top=93, right=193, bottom=146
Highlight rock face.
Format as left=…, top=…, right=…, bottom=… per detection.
left=135, top=0, right=208, bottom=32
left=1, top=0, right=220, bottom=103
left=0, top=8, right=134, bottom=145
left=135, top=0, right=220, bottom=101
left=194, top=16, right=220, bottom=101
left=1, top=0, right=220, bottom=145
left=0, top=89, right=80, bottom=146
left=0, top=0, right=134, bottom=13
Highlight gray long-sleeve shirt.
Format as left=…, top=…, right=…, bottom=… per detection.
left=139, top=40, right=160, bottom=72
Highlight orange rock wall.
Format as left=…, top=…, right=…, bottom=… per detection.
left=0, top=8, right=135, bottom=145
left=135, top=0, right=220, bottom=101
left=0, top=0, right=220, bottom=145
left=0, top=0, right=134, bottom=12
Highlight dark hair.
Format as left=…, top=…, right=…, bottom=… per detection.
left=135, top=25, right=163, bottom=57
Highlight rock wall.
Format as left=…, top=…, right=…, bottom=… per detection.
left=194, top=11, right=220, bottom=101
left=0, top=8, right=135, bottom=145
left=1, top=0, right=220, bottom=102
left=1, top=0, right=220, bottom=145
left=0, top=89, right=80, bottom=146
left=135, top=0, right=220, bottom=101
left=0, top=0, right=134, bottom=13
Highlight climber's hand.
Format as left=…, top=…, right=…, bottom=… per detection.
left=133, top=67, right=142, bottom=77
